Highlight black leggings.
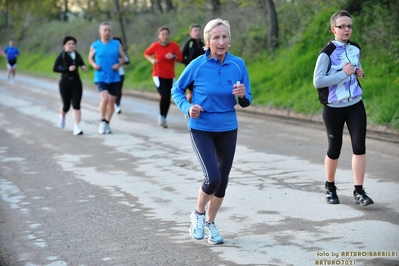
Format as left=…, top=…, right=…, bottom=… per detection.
left=189, top=128, right=237, bottom=198
left=156, top=77, right=173, bottom=117
left=115, top=75, right=124, bottom=106
left=322, top=100, right=367, bottom=159
left=59, top=78, right=83, bottom=112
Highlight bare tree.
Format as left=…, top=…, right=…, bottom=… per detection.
left=165, top=0, right=173, bottom=12
left=150, top=0, right=164, bottom=14
left=261, top=0, right=278, bottom=51
left=211, top=0, right=221, bottom=17
left=1, top=0, right=11, bottom=27
left=60, top=0, right=69, bottom=21
left=114, top=0, right=128, bottom=47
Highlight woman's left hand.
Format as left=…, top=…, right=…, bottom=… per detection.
left=233, top=82, right=246, bottom=98
left=355, top=68, right=364, bottom=78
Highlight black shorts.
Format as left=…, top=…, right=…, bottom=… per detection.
left=97, top=82, right=119, bottom=96
left=7, top=59, right=17, bottom=67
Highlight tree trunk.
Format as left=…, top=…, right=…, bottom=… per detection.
left=4, top=0, right=10, bottom=27
left=165, top=0, right=173, bottom=13
left=149, top=0, right=155, bottom=14
left=211, top=0, right=221, bottom=18
left=114, top=0, right=128, bottom=47
left=62, top=0, right=68, bottom=21
left=263, top=0, right=278, bottom=51
left=153, top=0, right=163, bottom=14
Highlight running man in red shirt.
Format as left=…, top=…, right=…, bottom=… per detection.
left=144, top=26, right=182, bottom=128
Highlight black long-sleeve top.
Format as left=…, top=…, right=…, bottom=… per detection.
left=181, top=38, right=205, bottom=66
left=53, top=50, right=86, bottom=80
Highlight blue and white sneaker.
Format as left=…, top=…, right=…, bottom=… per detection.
left=59, top=116, right=65, bottom=129
left=189, top=211, right=205, bottom=240
left=205, top=222, right=224, bottom=245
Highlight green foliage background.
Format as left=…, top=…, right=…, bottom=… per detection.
left=0, top=0, right=398, bottom=129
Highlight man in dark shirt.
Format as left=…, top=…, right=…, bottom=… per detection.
left=181, top=24, right=205, bottom=103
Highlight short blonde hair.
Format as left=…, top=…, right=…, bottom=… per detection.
left=203, top=18, right=230, bottom=51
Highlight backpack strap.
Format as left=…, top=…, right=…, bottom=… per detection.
left=316, top=41, right=336, bottom=105
left=319, top=41, right=336, bottom=73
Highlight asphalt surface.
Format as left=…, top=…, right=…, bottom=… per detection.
left=0, top=72, right=398, bottom=266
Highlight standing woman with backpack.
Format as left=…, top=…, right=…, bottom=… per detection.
left=313, top=10, right=374, bottom=206
left=53, top=36, right=87, bottom=135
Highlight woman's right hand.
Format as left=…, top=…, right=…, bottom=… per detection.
left=343, top=62, right=355, bottom=76
left=189, top=104, right=203, bottom=119
left=69, top=65, right=76, bottom=71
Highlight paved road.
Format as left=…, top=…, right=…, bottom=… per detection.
left=0, top=73, right=398, bottom=266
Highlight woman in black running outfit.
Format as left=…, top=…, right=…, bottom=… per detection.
left=53, top=36, right=87, bottom=136
left=313, top=10, right=374, bottom=206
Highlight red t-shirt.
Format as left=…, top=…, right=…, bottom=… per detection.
left=144, top=41, right=182, bottom=78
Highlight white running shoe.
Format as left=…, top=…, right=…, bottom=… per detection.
left=105, top=123, right=112, bottom=134
left=158, top=115, right=167, bottom=128
left=73, top=125, right=83, bottom=136
left=115, top=105, right=122, bottom=114
left=59, top=116, right=65, bottom=129
left=98, top=121, right=106, bottom=134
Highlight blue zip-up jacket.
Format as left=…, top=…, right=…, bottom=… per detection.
left=313, top=40, right=363, bottom=107
left=91, top=39, right=121, bottom=84
left=172, top=50, right=252, bottom=132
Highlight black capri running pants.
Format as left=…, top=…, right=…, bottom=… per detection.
left=322, top=100, right=367, bottom=160
left=115, top=74, right=124, bottom=106
left=189, top=128, right=238, bottom=198
left=59, top=78, right=83, bottom=113
left=154, top=77, right=173, bottom=117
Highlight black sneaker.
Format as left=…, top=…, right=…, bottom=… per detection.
left=353, top=189, right=374, bottom=206
left=325, top=185, right=340, bottom=204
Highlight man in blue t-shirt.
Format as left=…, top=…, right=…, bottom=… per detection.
left=3, top=39, right=20, bottom=83
left=88, top=22, right=125, bottom=134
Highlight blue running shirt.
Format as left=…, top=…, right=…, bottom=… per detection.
left=91, top=39, right=121, bottom=83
